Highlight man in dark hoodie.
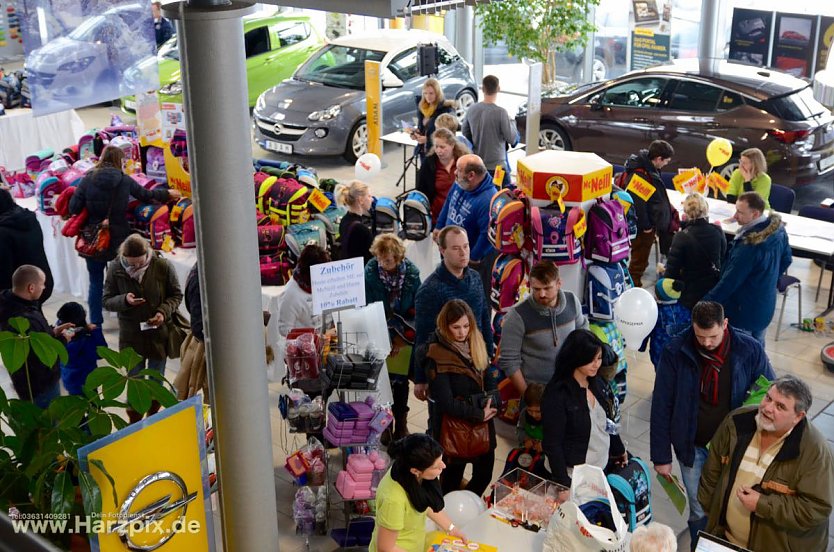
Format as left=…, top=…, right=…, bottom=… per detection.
left=0, top=265, right=71, bottom=407
left=622, top=140, right=676, bottom=286
left=0, top=189, right=53, bottom=303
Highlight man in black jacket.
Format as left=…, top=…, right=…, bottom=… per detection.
left=0, top=189, right=53, bottom=303
left=623, top=140, right=675, bottom=286
left=0, top=265, right=70, bottom=407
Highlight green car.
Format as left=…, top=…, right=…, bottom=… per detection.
left=121, top=13, right=322, bottom=112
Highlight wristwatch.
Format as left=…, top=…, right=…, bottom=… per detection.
left=447, top=522, right=455, bottom=532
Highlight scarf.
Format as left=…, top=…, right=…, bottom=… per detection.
left=292, top=266, right=312, bottom=294
left=378, top=261, right=406, bottom=310
left=419, top=101, right=437, bottom=122
left=122, top=252, right=152, bottom=283
left=695, top=327, right=731, bottom=406
left=450, top=339, right=471, bottom=360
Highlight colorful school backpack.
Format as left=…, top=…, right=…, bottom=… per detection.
left=169, top=198, right=196, bottom=248
left=78, top=129, right=110, bottom=159
left=589, top=320, right=628, bottom=407
left=398, top=191, right=432, bottom=241
left=144, top=146, right=167, bottom=184
left=584, top=198, right=631, bottom=263
left=488, top=188, right=527, bottom=254
left=26, top=149, right=54, bottom=178
left=285, top=220, right=328, bottom=259
left=62, top=145, right=80, bottom=164
left=104, top=124, right=138, bottom=140
left=109, top=135, right=141, bottom=175
left=312, top=204, right=347, bottom=250
left=260, top=251, right=293, bottom=286
left=586, top=262, right=629, bottom=321
left=491, top=254, right=527, bottom=313
left=492, top=311, right=507, bottom=349
left=257, top=177, right=311, bottom=226
left=257, top=224, right=286, bottom=253
left=606, top=456, right=653, bottom=532
left=612, top=190, right=638, bottom=242
left=59, top=166, right=86, bottom=188
left=534, top=204, right=584, bottom=265
left=37, top=172, right=67, bottom=216
left=130, top=173, right=159, bottom=191
left=371, top=196, right=400, bottom=236
left=132, top=203, right=171, bottom=250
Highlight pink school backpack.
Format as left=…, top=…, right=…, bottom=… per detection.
left=169, top=198, right=196, bottom=248
left=584, top=198, right=630, bottom=263
left=490, top=254, right=527, bottom=313
left=132, top=203, right=171, bottom=250
left=536, top=204, right=584, bottom=265
left=36, top=171, right=67, bottom=216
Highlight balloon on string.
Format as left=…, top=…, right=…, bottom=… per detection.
left=355, top=153, right=381, bottom=180
left=705, top=138, right=733, bottom=168
left=442, top=490, right=486, bottom=527
left=614, top=287, right=658, bottom=350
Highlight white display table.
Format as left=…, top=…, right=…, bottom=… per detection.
left=0, top=108, right=85, bottom=170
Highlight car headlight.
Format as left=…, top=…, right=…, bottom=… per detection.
left=160, top=80, right=182, bottom=96
left=58, top=56, right=94, bottom=73
left=255, top=94, right=267, bottom=114
left=308, top=104, right=341, bottom=122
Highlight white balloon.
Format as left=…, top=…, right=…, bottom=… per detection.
left=614, top=287, right=659, bottom=350
left=355, top=153, right=381, bottom=180
left=442, top=490, right=486, bottom=527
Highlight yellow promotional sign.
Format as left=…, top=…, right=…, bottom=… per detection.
left=308, top=188, right=332, bottom=212
left=580, top=167, right=612, bottom=198
left=673, top=169, right=699, bottom=193
left=572, top=211, right=587, bottom=239
left=163, top=141, right=191, bottom=198
left=493, top=165, right=505, bottom=187
left=78, top=397, right=213, bottom=552
left=707, top=171, right=730, bottom=195
left=365, top=60, right=382, bottom=158
left=626, top=173, right=656, bottom=202
left=517, top=162, right=534, bottom=197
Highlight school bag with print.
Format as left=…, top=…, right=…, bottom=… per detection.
left=536, top=204, right=584, bottom=265
left=169, top=198, right=196, bottom=248
left=36, top=171, right=66, bottom=216
left=285, top=220, right=328, bottom=259
left=132, top=203, right=171, bottom=250
left=606, top=456, right=653, bottom=532
left=312, top=204, right=347, bottom=251
left=491, top=254, right=527, bottom=312
left=584, top=198, right=630, bottom=263
left=585, top=261, right=629, bottom=321
left=398, top=190, right=432, bottom=241
left=371, top=196, right=400, bottom=236
left=260, top=251, right=293, bottom=286
left=488, top=188, right=526, bottom=254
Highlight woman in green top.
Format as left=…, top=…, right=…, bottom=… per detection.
left=370, top=434, right=468, bottom=552
left=726, top=147, right=771, bottom=209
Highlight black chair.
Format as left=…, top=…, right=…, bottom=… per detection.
left=797, top=206, right=834, bottom=302
left=775, top=273, right=801, bottom=341
left=769, top=184, right=795, bottom=214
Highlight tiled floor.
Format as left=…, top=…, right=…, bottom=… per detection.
left=2, top=103, right=833, bottom=550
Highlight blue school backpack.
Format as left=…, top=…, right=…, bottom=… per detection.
left=585, top=262, right=630, bottom=321
left=606, top=456, right=653, bottom=532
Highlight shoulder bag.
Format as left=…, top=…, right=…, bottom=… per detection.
left=75, top=194, right=115, bottom=258
left=166, top=310, right=190, bottom=359
left=437, top=356, right=491, bottom=459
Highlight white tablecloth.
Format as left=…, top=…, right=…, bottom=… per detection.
left=0, top=108, right=86, bottom=170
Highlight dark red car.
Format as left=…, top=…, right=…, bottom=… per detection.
left=516, top=59, right=834, bottom=187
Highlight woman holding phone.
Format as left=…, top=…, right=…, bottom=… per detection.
left=412, top=78, right=455, bottom=159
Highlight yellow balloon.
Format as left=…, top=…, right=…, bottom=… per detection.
left=706, top=138, right=733, bottom=167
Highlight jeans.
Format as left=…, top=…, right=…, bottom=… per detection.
left=85, top=258, right=108, bottom=326
left=441, top=450, right=495, bottom=498
left=33, top=379, right=61, bottom=409
left=680, top=446, right=709, bottom=547
left=129, top=357, right=167, bottom=379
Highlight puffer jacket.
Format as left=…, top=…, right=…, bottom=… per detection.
left=68, top=167, right=171, bottom=262
left=0, top=205, right=53, bottom=302
left=664, top=217, right=726, bottom=310
left=102, top=252, right=183, bottom=360
left=699, top=406, right=833, bottom=552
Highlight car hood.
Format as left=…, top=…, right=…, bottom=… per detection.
left=259, top=78, right=364, bottom=118
left=28, top=37, right=101, bottom=71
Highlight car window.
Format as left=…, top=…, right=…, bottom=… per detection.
left=275, top=22, right=309, bottom=48
left=717, top=90, right=743, bottom=111
left=245, top=26, right=270, bottom=58
left=600, top=77, right=668, bottom=107
left=761, top=86, right=828, bottom=121
left=296, top=44, right=386, bottom=89
left=668, top=80, right=722, bottom=111
left=388, top=48, right=420, bottom=82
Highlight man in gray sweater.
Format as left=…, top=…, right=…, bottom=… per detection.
left=462, top=75, right=518, bottom=186
left=499, top=262, right=588, bottom=393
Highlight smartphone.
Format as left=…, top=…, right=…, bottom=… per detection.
left=140, top=321, right=156, bottom=331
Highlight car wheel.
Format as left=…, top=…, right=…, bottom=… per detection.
left=344, top=119, right=368, bottom=164
left=539, top=123, right=571, bottom=151
left=719, top=159, right=738, bottom=181
left=455, top=89, right=477, bottom=122
left=592, top=57, right=608, bottom=81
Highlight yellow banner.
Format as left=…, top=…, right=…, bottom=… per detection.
left=163, top=141, right=191, bottom=198
left=707, top=171, right=730, bottom=194
left=308, top=188, right=332, bottom=212
left=493, top=165, right=505, bottom=187
left=626, top=173, right=656, bottom=202
left=572, top=211, right=587, bottom=239
left=79, top=397, right=211, bottom=551
left=365, top=60, right=382, bottom=158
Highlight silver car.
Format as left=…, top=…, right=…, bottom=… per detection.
left=252, top=29, right=477, bottom=162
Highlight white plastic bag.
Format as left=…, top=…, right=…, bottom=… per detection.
left=542, top=464, right=627, bottom=552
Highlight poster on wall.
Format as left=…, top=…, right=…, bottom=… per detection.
left=770, top=13, right=817, bottom=78
left=728, top=8, right=773, bottom=66
left=631, top=28, right=671, bottom=70
left=817, top=16, right=834, bottom=74
left=0, top=1, right=24, bottom=60
left=20, top=0, right=158, bottom=115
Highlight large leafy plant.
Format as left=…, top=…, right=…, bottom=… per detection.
left=0, top=317, right=178, bottom=545
left=477, top=0, right=601, bottom=85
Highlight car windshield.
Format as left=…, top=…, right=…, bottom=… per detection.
left=295, top=45, right=386, bottom=89
left=158, top=36, right=179, bottom=61
left=765, top=86, right=828, bottom=121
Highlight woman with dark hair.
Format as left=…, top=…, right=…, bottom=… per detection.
left=69, top=145, right=180, bottom=326
left=542, top=329, right=627, bottom=487
left=416, top=128, right=471, bottom=223
left=424, top=299, right=497, bottom=497
left=0, top=188, right=53, bottom=302
left=370, top=434, right=467, bottom=552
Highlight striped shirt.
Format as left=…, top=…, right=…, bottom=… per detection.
left=725, top=428, right=792, bottom=546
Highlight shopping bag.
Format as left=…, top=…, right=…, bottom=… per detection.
left=542, top=465, right=627, bottom=552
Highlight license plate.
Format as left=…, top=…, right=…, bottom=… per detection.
left=819, top=154, right=834, bottom=172
left=265, top=140, right=292, bottom=155
left=124, top=99, right=136, bottom=111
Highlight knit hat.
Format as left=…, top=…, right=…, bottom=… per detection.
left=655, top=278, right=681, bottom=304
left=56, top=301, right=87, bottom=327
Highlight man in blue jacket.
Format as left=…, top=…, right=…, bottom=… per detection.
left=650, top=300, right=774, bottom=549
left=703, top=191, right=791, bottom=347
left=435, top=154, right=497, bottom=298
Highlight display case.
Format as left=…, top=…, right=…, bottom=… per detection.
left=492, top=468, right=568, bottom=528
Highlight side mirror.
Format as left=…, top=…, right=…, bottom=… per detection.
left=382, top=75, right=404, bottom=89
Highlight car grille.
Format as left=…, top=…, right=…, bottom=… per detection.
left=28, top=70, right=56, bottom=87
left=255, top=117, right=307, bottom=143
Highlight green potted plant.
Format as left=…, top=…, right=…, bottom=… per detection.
left=0, top=316, right=178, bottom=550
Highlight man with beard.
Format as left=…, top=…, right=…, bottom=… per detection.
left=650, top=300, right=774, bottom=549
left=698, top=376, right=833, bottom=551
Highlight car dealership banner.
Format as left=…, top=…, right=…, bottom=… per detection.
left=728, top=8, right=773, bottom=67
left=20, top=0, right=158, bottom=115
left=630, top=0, right=671, bottom=70
left=771, top=12, right=817, bottom=78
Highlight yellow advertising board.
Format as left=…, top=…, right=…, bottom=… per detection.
left=365, top=60, right=382, bottom=158
left=163, top=141, right=191, bottom=198
left=516, top=150, right=612, bottom=203
left=78, top=396, right=213, bottom=552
